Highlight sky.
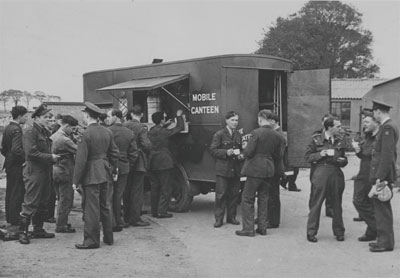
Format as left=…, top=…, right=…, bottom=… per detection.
left=1, top=0, right=399, bottom=102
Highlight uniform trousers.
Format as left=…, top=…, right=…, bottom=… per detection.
left=123, top=171, right=145, bottom=224
left=21, top=163, right=52, bottom=225
left=215, top=175, right=240, bottom=221
left=81, top=182, right=113, bottom=247
left=54, top=180, right=74, bottom=229
left=307, top=165, right=345, bottom=237
left=150, top=169, right=171, bottom=215
left=267, top=175, right=280, bottom=226
left=353, top=178, right=376, bottom=237
left=372, top=197, right=394, bottom=249
left=241, top=176, right=271, bottom=231
left=111, top=173, right=128, bottom=227
left=5, top=165, right=25, bottom=225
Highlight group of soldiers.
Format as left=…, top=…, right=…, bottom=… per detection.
left=1, top=102, right=184, bottom=249
left=1, top=99, right=398, bottom=253
left=210, top=101, right=397, bottom=253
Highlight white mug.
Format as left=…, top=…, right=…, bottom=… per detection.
left=327, top=149, right=334, bottom=156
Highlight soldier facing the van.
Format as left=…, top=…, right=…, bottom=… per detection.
left=210, top=111, right=243, bottom=228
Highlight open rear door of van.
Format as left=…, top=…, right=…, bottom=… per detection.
left=287, top=68, right=331, bottom=168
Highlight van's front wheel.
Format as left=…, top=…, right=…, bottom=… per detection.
left=169, top=164, right=193, bottom=212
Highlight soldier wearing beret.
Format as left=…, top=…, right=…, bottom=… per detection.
left=368, top=100, right=398, bottom=252
left=1, top=106, right=28, bottom=227
left=123, top=105, right=152, bottom=227
left=148, top=109, right=184, bottom=218
left=210, top=111, right=243, bottom=228
left=305, top=117, right=348, bottom=243
left=73, top=102, right=119, bottom=249
left=106, top=109, right=139, bottom=231
left=236, top=110, right=284, bottom=237
left=50, top=115, right=79, bottom=233
left=19, top=104, right=60, bottom=244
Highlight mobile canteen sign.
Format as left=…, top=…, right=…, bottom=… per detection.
left=190, top=89, right=219, bottom=115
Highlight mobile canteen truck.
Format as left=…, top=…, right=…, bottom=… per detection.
left=83, top=54, right=330, bottom=212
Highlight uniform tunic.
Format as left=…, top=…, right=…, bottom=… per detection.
left=1, top=121, right=25, bottom=225
left=240, top=125, right=283, bottom=232
left=73, top=123, right=119, bottom=247
left=210, top=127, right=242, bottom=222
left=123, top=119, right=152, bottom=223
left=50, top=128, right=77, bottom=229
left=369, top=118, right=398, bottom=249
left=305, top=132, right=348, bottom=237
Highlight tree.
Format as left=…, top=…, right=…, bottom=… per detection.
left=34, top=91, right=47, bottom=103
left=23, top=91, right=34, bottom=109
left=255, top=1, right=379, bottom=78
left=2, top=89, right=24, bottom=106
left=0, top=91, right=10, bottom=111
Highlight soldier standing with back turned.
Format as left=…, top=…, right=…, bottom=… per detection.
left=73, top=102, right=119, bottom=249
left=368, top=100, right=398, bottom=253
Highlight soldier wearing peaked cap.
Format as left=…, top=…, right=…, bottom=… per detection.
left=368, top=100, right=398, bottom=252
left=73, top=102, right=119, bottom=249
left=19, top=104, right=61, bottom=244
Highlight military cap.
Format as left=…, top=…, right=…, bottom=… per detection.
left=82, top=101, right=104, bottom=116
left=31, top=104, right=52, bottom=118
left=372, top=100, right=392, bottom=112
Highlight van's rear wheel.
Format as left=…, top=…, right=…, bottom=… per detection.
left=169, top=164, right=193, bottom=212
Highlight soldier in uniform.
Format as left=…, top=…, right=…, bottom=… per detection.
left=236, top=110, right=283, bottom=237
left=1, top=106, right=28, bottom=227
left=123, top=105, right=152, bottom=227
left=51, top=115, right=79, bottom=233
left=148, top=110, right=184, bottom=218
left=305, top=117, right=348, bottom=243
left=368, top=100, right=398, bottom=252
left=19, top=104, right=60, bottom=244
left=266, top=113, right=286, bottom=229
left=352, top=111, right=378, bottom=242
left=210, top=111, right=242, bottom=228
left=73, top=102, right=119, bottom=249
left=106, top=109, right=138, bottom=231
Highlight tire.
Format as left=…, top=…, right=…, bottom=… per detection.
left=168, top=164, right=194, bottom=212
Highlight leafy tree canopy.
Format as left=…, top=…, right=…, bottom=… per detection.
left=255, top=1, right=379, bottom=78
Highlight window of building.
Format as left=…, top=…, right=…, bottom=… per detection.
left=331, top=101, right=351, bottom=128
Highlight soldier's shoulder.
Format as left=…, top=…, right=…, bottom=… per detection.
left=311, top=132, right=322, bottom=143
left=214, top=128, right=226, bottom=136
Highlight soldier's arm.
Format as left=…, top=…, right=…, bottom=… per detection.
left=127, top=135, right=139, bottom=168
left=64, top=137, right=78, bottom=154
left=107, top=133, right=120, bottom=171
left=139, top=126, right=152, bottom=153
left=210, top=131, right=228, bottom=159
left=305, top=138, right=322, bottom=163
left=10, top=127, right=25, bottom=160
left=336, top=147, right=348, bottom=167
left=165, top=116, right=184, bottom=137
left=242, top=132, right=258, bottom=158
left=23, top=129, right=53, bottom=163
left=73, top=135, right=89, bottom=185
left=376, top=126, right=396, bottom=180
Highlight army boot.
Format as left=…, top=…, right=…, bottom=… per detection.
left=19, top=213, right=31, bottom=245
left=32, top=216, right=55, bottom=239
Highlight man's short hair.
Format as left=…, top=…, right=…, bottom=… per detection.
left=111, top=109, right=123, bottom=119
left=151, top=112, right=164, bottom=125
left=323, top=117, right=336, bottom=130
left=10, top=106, right=28, bottom=120
left=61, top=115, right=78, bottom=126
left=225, top=111, right=238, bottom=120
left=55, top=113, right=63, bottom=120
left=270, top=113, right=279, bottom=123
left=258, top=109, right=273, bottom=120
left=127, top=104, right=143, bottom=120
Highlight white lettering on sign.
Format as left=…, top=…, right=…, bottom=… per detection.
left=191, top=106, right=219, bottom=114
left=192, top=93, right=216, bottom=102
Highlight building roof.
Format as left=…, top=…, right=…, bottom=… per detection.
left=332, top=78, right=388, bottom=100
left=372, top=76, right=400, bottom=88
